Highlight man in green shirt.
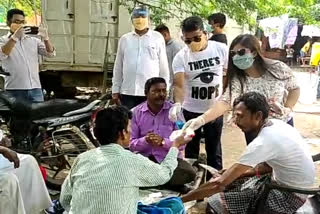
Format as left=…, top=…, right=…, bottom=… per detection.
left=60, top=106, right=188, bottom=214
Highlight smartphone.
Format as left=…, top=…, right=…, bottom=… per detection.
left=24, top=26, right=39, bottom=35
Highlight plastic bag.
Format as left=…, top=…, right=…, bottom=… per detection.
left=169, top=129, right=195, bottom=142
left=175, top=112, right=186, bottom=130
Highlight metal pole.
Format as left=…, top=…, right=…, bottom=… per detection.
left=102, top=31, right=110, bottom=94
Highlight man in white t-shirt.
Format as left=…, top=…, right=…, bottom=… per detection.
left=181, top=92, right=315, bottom=214
left=169, top=16, right=228, bottom=172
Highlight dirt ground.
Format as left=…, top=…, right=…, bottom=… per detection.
left=188, top=101, right=320, bottom=213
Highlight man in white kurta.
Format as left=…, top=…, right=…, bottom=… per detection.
left=0, top=130, right=52, bottom=214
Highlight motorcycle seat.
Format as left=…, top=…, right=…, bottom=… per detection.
left=28, top=99, right=87, bottom=119
left=63, top=100, right=101, bottom=117
left=0, top=92, right=87, bottom=120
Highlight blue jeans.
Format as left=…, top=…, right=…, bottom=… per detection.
left=6, top=88, right=44, bottom=102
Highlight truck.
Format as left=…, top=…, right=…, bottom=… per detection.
left=40, top=0, right=132, bottom=97
left=37, top=0, right=250, bottom=97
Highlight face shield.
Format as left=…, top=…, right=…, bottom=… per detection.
left=131, top=6, right=149, bottom=31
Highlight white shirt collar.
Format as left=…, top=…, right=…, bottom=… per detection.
left=132, top=28, right=152, bottom=37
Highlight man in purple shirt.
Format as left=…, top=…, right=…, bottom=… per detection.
left=130, top=77, right=196, bottom=191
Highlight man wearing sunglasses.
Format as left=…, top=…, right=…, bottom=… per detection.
left=169, top=16, right=228, bottom=174
left=112, top=5, right=170, bottom=109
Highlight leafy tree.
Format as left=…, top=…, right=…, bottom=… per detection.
left=120, top=0, right=320, bottom=27
left=0, top=0, right=41, bottom=23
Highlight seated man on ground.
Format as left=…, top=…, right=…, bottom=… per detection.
left=181, top=92, right=315, bottom=214
left=60, top=105, right=189, bottom=214
left=0, top=133, right=52, bottom=214
left=130, top=77, right=196, bottom=191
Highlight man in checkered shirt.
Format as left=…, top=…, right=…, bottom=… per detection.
left=181, top=92, right=315, bottom=213
left=60, top=106, right=189, bottom=214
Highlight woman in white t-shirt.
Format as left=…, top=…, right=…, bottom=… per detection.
left=183, top=34, right=300, bottom=144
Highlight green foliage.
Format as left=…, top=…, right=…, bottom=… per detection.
left=120, top=0, right=320, bottom=27
left=0, top=0, right=41, bottom=23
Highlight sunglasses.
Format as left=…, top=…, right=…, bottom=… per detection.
left=230, top=48, right=250, bottom=57
left=184, top=35, right=202, bottom=44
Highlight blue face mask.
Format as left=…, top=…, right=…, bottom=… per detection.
left=232, top=53, right=255, bottom=70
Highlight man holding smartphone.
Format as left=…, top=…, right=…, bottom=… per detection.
left=0, top=9, right=55, bottom=102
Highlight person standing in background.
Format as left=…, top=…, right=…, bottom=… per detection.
left=0, top=9, right=55, bottom=102
left=208, top=13, right=228, bottom=45
left=208, top=13, right=228, bottom=89
left=155, top=24, right=183, bottom=99
left=286, top=45, right=294, bottom=66
left=112, top=6, right=170, bottom=109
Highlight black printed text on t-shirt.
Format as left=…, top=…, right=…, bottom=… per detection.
left=188, top=57, right=220, bottom=71
left=188, top=57, right=221, bottom=100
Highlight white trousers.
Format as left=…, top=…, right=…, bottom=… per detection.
left=0, top=154, right=52, bottom=214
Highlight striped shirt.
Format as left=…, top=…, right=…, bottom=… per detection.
left=60, top=144, right=178, bottom=214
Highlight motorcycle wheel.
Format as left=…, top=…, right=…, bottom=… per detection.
left=38, top=125, right=95, bottom=190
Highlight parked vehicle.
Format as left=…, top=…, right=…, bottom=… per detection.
left=40, top=0, right=131, bottom=97
left=0, top=71, right=110, bottom=189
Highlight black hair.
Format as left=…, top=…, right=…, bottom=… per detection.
left=208, top=13, right=226, bottom=28
left=7, top=9, right=25, bottom=21
left=233, top=92, right=270, bottom=120
left=144, top=77, right=167, bottom=95
left=93, top=106, right=132, bottom=146
left=227, top=34, right=285, bottom=101
left=181, top=16, right=204, bottom=33
left=155, top=24, right=169, bottom=33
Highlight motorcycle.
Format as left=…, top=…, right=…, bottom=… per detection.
left=0, top=70, right=110, bottom=190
